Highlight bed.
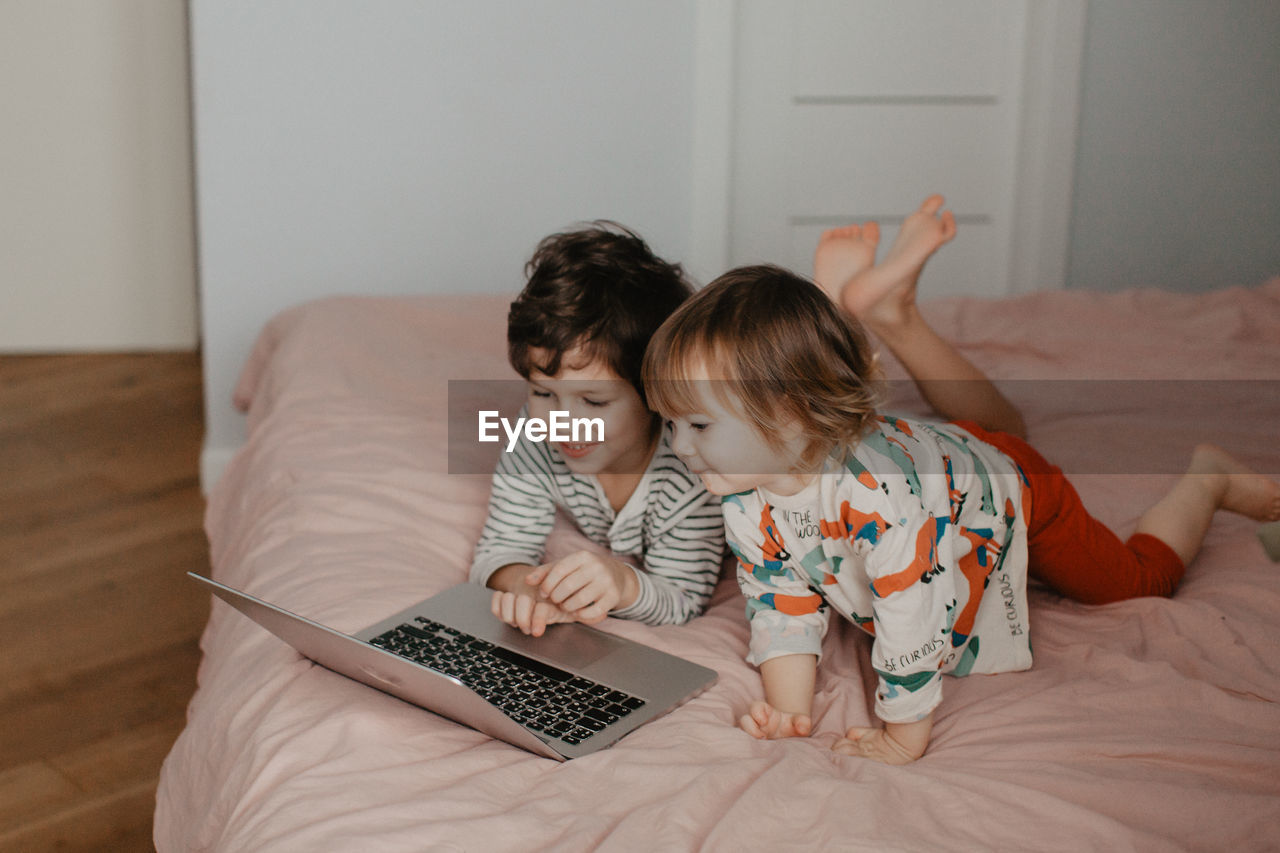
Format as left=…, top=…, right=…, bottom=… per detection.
left=157, top=281, right=1280, bottom=851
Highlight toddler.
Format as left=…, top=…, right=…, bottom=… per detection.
left=642, top=198, right=1280, bottom=763
left=470, top=223, right=725, bottom=634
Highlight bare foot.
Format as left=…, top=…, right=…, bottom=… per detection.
left=839, top=194, right=957, bottom=330
left=1189, top=444, right=1280, bottom=522
left=813, top=221, right=880, bottom=304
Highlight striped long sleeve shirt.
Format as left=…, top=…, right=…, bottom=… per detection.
left=469, top=423, right=726, bottom=625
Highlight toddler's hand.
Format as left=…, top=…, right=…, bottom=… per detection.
left=831, top=726, right=920, bottom=765
left=738, top=700, right=812, bottom=740
left=489, top=590, right=577, bottom=637
left=526, top=551, right=637, bottom=624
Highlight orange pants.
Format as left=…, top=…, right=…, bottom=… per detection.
left=953, top=421, right=1185, bottom=605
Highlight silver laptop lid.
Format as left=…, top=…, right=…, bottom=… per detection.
left=189, top=574, right=717, bottom=760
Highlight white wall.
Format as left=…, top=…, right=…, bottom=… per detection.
left=0, top=0, right=197, bottom=351
left=192, top=0, right=696, bottom=481
left=193, top=0, right=1280, bottom=487
left=1067, top=0, right=1280, bottom=292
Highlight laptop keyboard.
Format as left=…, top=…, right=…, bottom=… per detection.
left=368, top=616, right=647, bottom=745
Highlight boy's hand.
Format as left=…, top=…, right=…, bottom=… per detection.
left=832, top=724, right=926, bottom=765
left=738, top=700, right=812, bottom=740
left=489, top=590, right=577, bottom=637
left=525, top=551, right=639, bottom=624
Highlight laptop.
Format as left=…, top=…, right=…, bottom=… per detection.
left=188, top=573, right=718, bottom=761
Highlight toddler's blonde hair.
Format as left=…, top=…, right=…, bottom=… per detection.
left=643, top=264, right=883, bottom=467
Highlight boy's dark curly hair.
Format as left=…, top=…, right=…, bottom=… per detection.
left=508, top=222, right=693, bottom=403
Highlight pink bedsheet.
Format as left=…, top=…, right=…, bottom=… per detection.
left=157, top=283, right=1280, bottom=852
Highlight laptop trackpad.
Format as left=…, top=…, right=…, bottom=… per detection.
left=499, top=622, right=627, bottom=669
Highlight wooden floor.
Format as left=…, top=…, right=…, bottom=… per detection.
left=0, top=353, right=211, bottom=851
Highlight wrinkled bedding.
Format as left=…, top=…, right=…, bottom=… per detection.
left=157, top=283, right=1280, bottom=852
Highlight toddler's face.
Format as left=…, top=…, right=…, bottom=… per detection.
left=526, top=347, right=656, bottom=477
left=664, top=362, right=814, bottom=497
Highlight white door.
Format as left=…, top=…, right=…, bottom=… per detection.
left=692, top=0, right=1085, bottom=297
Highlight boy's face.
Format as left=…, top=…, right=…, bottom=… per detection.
left=526, top=347, right=656, bottom=477
left=664, top=361, right=814, bottom=497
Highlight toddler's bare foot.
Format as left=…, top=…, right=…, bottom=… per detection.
left=1189, top=444, right=1280, bottom=522
left=840, top=195, right=957, bottom=330
left=813, top=221, right=880, bottom=304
